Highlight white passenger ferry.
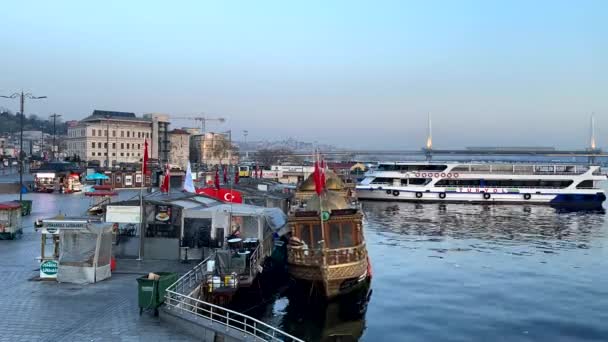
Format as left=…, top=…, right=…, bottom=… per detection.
left=356, top=162, right=607, bottom=207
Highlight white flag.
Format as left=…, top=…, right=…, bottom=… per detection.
left=183, top=162, right=196, bottom=193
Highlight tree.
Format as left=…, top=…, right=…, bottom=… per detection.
left=254, top=148, right=295, bottom=167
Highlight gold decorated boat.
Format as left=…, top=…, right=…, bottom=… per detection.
left=287, top=172, right=370, bottom=299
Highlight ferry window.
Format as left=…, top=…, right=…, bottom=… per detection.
left=371, top=177, right=392, bottom=184
left=577, top=180, right=593, bottom=188
left=471, top=165, right=491, bottom=172
left=452, top=166, right=471, bottom=171
left=378, top=164, right=398, bottom=171
left=408, top=178, right=428, bottom=185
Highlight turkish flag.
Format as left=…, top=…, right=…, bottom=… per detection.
left=142, top=139, right=149, bottom=175
left=313, top=161, right=322, bottom=195
left=196, top=187, right=243, bottom=203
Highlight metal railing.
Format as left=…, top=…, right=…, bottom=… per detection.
left=165, top=258, right=304, bottom=342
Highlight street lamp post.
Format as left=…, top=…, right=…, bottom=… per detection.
left=50, top=113, right=61, bottom=161
left=0, top=92, right=47, bottom=203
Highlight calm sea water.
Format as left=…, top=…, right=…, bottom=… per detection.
left=256, top=191, right=608, bottom=341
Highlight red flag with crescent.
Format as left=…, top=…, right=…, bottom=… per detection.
left=196, top=187, right=243, bottom=203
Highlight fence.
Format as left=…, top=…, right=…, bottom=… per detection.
left=164, top=258, right=304, bottom=342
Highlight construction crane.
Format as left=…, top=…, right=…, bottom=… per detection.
left=171, top=115, right=226, bottom=133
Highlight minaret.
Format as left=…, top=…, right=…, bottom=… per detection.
left=590, top=113, right=596, bottom=150
left=425, top=113, right=432, bottom=161
left=426, top=112, right=432, bottom=150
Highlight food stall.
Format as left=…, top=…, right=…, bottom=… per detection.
left=62, top=173, right=83, bottom=193
left=0, top=202, right=23, bottom=240
left=36, top=218, right=112, bottom=283
left=34, top=172, right=56, bottom=193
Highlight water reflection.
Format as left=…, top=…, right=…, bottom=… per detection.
left=363, top=201, right=606, bottom=254
left=256, top=285, right=372, bottom=342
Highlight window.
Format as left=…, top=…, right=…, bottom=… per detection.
left=127, top=153, right=130, bottom=156
left=138, top=132, right=141, bottom=138
left=577, top=180, right=594, bottom=189
left=121, top=143, right=124, bottom=149
left=137, top=153, right=140, bottom=156
left=92, top=130, right=96, bottom=137
left=121, top=131, right=124, bottom=137
left=120, top=152, right=124, bottom=156
left=137, top=144, right=141, bottom=149
left=91, top=152, right=95, bottom=156
left=98, top=142, right=102, bottom=148
left=126, top=143, right=130, bottom=149
left=127, top=131, right=130, bottom=138
left=98, top=152, right=102, bottom=156
left=104, top=152, right=107, bottom=156
left=327, top=222, right=355, bottom=248
left=112, top=153, right=116, bottom=156
left=91, top=142, right=95, bottom=148
left=146, top=133, right=149, bottom=138
left=104, top=130, right=108, bottom=137
left=104, top=143, right=107, bottom=148
left=299, top=224, right=311, bottom=247
left=112, top=143, right=116, bottom=149
left=112, top=130, right=116, bottom=137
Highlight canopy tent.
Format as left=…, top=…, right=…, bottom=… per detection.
left=85, top=173, right=109, bottom=181
left=182, top=203, right=287, bottom=242
left=57, top=222, right=113, bottom=284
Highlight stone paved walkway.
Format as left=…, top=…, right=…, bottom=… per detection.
left=0, top=227, right=198, bottom=341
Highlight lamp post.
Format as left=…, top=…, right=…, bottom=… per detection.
left=0, top=92, right=47, bottom=203
left=50, top=113, right=61, bottom=161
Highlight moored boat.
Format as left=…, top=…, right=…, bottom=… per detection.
left=287, top=170, right=370, bottom=299
left=356, top=162, right=607, bottom=207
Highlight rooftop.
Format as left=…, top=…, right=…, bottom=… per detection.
left=81, top=110, right=151, bottom=123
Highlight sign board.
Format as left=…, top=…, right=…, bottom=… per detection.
left=41, top=220, right=89, bottom=234
left=106, top=206, right=141, bottom=224
left=40, top=260, right=58, bottom=279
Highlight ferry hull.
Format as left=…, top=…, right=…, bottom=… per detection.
left=356, top=188, right=606, bottom=208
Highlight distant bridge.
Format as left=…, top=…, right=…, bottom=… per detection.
left=240, top=148, right=608, bottom=158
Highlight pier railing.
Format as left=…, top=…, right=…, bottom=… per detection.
left=165, top=258, right=304, bottom=342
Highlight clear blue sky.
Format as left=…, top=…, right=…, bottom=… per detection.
left=1, top=0, right=606, bottom=149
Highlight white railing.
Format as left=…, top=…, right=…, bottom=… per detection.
left=165, top=258, right=304, bottom=342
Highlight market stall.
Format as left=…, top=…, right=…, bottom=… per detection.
left=0, top=202, right=22, bottom=240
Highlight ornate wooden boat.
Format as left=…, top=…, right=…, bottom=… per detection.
left=287, top=173, right=370, bottom=299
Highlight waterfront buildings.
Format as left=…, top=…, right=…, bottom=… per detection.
left=168, top=129, right=190, bottom=169
left=190, top=132, right=238, bottom=166
left=66, top=110, right=152, bottom=166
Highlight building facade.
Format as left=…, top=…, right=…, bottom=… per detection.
left=190, top=132, right=237, bottom=166
left=66, top=110, right=152, bottom=166
left=143, top=113, right=171, bottom=165
left=168, top=129, right=190, bottom=169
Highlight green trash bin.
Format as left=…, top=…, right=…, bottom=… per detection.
left=137, top=272, right=178, bottom=316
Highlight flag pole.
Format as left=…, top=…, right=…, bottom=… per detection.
left=138, top=139, right=148, bottom=261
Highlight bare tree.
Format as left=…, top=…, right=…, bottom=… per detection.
left=254, top=148, right=295, bottom=166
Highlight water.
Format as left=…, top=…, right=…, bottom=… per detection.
left=256, top=198, right=608, bottom=341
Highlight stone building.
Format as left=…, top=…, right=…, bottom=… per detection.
left=190, top=132, right=237, bottom=166
left=168, top=129, right=190, bottom=169
left=66, top=110, right=152, bottom=166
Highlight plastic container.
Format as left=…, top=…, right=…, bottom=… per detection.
left=206, top=260, right=215, bottom=273
left=136, top=272, right=178, bottom=316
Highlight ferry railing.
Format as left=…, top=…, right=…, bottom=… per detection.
left=165, top=258, right=304, bottom=342
left=287, top=243, right=367, bottom=267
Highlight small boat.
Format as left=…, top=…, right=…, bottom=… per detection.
left=287, top=171, right=370, bottom=299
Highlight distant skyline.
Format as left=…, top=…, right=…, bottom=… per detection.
left=1, top=0, right=606, bottom=149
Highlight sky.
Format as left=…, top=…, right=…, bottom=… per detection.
left=0, top=0, right=606, bottom=149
